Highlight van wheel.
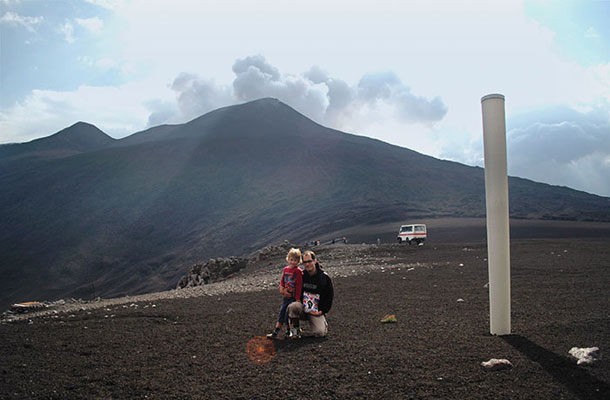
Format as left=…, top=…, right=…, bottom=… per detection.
left=409, top=239, right=418, bottom=245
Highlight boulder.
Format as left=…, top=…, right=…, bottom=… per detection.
left=176, top=257, right=248, bottom=289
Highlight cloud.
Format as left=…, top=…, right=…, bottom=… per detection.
left=148, top=55, right=447, bottom=141
left=85, top=0, right=126, bottom=11
left=144, top=99, right=177, bottom=128
left=584, top=27, right=600, bottom=39
left=75, top=16, right=104, bottom=34
left=232, top=55, right=280, bottom=81
left=95, top=57, right=116, bottom=70
left=0, top=83, right=164, bottom=142
left=59, top=21, right=75, bottom=43
left=169, top=73, right=234, bottom=122
left=231, top=55, right=446, bottom=128
left=506, top=105, right=610, bottom=195
left=232, top=56, right=329, bottom=123
left=357, top=72, right=448, bottom=124
left=0, top=11, right=43, bottom=32
left=442, top=104, right=610, bottom=197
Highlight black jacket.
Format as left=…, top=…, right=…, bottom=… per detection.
left=301, top=263, right=334, bottom=314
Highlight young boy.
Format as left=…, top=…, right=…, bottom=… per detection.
left=266, top=248, right=303, bottom=339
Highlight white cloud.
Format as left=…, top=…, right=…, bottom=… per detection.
left=77, top=55, right=135, bottom=77
left=230, top=55, right=447, bottom=129
left=75, top=16, right=104, bottom=34
left=0, top=81, right=173, bottom=142
left=59, top=21, right=75, bottom=43
left=96, top=57, right=116, bottom=70
left=584, top=27, right=599, bottom=39
left=169, top=73, right=233, bottom=122
left=85, top=0, right=126, bottom=11
left=357, top=72, right=447, bottom=124
left=0, top=11, right=42, bottom=32
left=506, top=105, right=610, bottom=196
left=442, top=104, right=610, bottom=197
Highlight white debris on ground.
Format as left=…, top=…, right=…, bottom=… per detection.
left=457, top=298, right=465, bottom=303
left=481, top=358, right=513, bottom=371
left=568, top=347, right=600, bottom=365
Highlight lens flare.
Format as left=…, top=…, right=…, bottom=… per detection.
left=246, top=336, right=275, bottom=364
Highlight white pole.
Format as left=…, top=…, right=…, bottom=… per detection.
left=481, top=94, right=511, bottom=335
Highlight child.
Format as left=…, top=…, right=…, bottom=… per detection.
left=266, top=248, right=303, bottom=339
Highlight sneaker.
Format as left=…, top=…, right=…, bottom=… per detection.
left=288, top=327, right=301, bottom=339
left=266, top=329, right=279, bottom=339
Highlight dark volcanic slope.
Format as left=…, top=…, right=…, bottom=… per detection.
left=1, top=98, right=609, bottom=309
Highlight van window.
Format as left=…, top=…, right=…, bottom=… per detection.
left=415, top=226, right=425, bottom=232
left=401, top=226, right=413, bottom=233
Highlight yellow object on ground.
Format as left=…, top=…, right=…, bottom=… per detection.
left=381, top=314, right=397, bottom=323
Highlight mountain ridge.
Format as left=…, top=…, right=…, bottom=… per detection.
left=1, top=98, right=608, bottom=309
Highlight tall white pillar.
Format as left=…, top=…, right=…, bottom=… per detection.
left=481, top=94, right=511, bottom=335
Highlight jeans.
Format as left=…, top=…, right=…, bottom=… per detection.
left=277, top=297, right=294, bottom=324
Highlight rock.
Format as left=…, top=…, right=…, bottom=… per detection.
left=10, top=302, right=45, bottom=313
left=176, top=257, right=248, bottom=289
left=568, top=347, right=600, bottom=365
left=481, top=358, right=512, bottom=371
left=251, top=240, right=296, bottom=262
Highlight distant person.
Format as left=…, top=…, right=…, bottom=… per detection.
left=287, top=250, right=334, bottom=338
left=377, top=238, right=381, bottom=246
left=343, top=236, right=347, bottom=244
left=266, top=248, right=303, bottom=339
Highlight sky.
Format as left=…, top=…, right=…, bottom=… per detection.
left=1, top=0, right=609, bottom=197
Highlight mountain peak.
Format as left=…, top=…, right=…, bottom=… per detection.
left=171, top=96, right=329, bottom=142
left=0, top=122, right=115, bottom=160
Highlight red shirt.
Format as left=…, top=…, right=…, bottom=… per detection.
left=279, top=265, right=303, bottom=301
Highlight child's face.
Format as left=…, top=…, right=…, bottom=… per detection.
left=288, top=257, right=300, bottom=268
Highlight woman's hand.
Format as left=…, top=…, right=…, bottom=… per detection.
left=308, top=310, right=323, bottom=316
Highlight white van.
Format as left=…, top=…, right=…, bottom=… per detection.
left=397, top=224, right=427, bottom=245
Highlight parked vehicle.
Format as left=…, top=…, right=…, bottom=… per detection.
left=397, top=224, right=427, bottom=245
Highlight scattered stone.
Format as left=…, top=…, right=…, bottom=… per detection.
left=457, top=298, right=465, bottom=303
left=177, top=256, right=250, bottom=289
left=10, top=302, right=46, bottom=314
left=481, top=358, right=512, bottom=371
left=568, top=347, right=600, bottom=365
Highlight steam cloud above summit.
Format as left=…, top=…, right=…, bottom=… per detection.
left=163, top=55, right=448, bottom=130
